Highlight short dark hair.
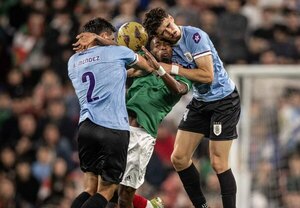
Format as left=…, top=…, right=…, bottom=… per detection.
left=143, top=8, right=169, bottom=37
left=82, top=17, right=116, bottom=34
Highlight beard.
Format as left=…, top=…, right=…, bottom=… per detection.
left=161, top=57, right=172, bottom=64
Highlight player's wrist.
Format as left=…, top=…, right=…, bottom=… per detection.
left=157, top=66, right=166, bottom=76
left=171, top=65, right=179, bottom=75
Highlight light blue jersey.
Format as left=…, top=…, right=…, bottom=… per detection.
left=68, top=45, right=138, bottom=131
left=172, top=26, right=235, bottom=102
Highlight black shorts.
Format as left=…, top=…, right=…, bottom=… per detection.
left=178, top=88, right=241, bottom=140
left=77, top=119, right=129, bottom=184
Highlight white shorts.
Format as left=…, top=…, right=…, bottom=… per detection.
left=120, top=126, right=156, bottom=189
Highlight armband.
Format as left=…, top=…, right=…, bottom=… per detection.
left=171, top=65, right=179, bottom=75
left=157, top=66, right=166, bottom=76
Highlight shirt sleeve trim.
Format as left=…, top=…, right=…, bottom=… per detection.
left=193, top=51, right=212, bottom=59
left=128, top=54, right=139, bottom=66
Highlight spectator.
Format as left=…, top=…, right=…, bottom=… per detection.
left=32, top=146, right=54, bottom=183
left=169, top=0, right=200, bottom=27
left=217, top=0, right=248, bottom=63
left=15, top=159, right=40, bottom=206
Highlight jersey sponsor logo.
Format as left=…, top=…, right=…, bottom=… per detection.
left=124, top=174, right=130, bottom=181
left=193, top=32, right=201, bottom=43
left=184, top=52, right=193, bottom=62
left=213, top=122, right=222, bottom=136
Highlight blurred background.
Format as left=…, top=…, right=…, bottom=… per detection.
left=0, top=0, right=299, bottom=207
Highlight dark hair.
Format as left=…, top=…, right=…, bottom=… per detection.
left=143, top=8, right=169, bottom=36
left=145, top=35, right=155, bottom=50
left=82, top=17, right=116, bottom=34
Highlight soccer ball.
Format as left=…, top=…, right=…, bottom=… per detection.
left=117, top=22, right=148, bottom=52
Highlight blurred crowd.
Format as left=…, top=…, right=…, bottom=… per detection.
left=0, top=0, right=300, bottom=207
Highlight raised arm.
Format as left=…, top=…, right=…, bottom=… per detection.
left=73, top=32, right=116, bottom=52
left=141, top=47, right=188, bottom=95
left=160, top=54, right=214, bottom=84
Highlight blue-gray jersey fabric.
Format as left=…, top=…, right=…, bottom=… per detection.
left=68, top=45, right=137, bottom=131
left=172, top=26, right=235, bottom=102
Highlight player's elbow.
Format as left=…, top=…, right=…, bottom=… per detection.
left=172, top=83, right=188, bottom=95
left=205, top=74, right=214, bottom=84
left=195, top=73, right=214, bottom=84
left=173, top=88, right=184, bottom=95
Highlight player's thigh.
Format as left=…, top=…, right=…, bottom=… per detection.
left=83, top=172, right=98, bottom=195
left=101, top=128, right=130, bottom=184
left=209, top=140, right=233, bottom=172
left=97, top=176, right=119, bottom=201
left=172, top=129, right=204, bottom=160
left=209, top=89, right=241, bottom=140
left=121, top=127, right=155, bottom=189
left=209, top=140, right=233, bottom=160
left=118, top=184, right=136, bottom=204
left=78, top=119, right=130, bottom=184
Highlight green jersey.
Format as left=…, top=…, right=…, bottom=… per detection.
left=126, top=73, right=192, bottom=138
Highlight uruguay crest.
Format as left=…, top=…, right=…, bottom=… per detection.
left=184, top=52, right=193, bottom=62
left=213, top=122, right=222, bottom=136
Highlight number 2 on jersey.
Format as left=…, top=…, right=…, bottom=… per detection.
left=82, top=72, right=99, bottom=102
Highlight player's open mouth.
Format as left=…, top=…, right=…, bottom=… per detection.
left=161, top=52, right=169, bottom=58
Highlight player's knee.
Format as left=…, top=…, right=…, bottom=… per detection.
left=171, top=153, right=190, bottom=170
left=210, top=155, right=228, bottom=174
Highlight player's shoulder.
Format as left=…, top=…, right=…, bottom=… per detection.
left=181, top=26, right=210, bottom=45
left=106, top=45, right=129, bottom=50
left=182, top=26, right=205, bottom=34
left=108, top=45, right=134, bottom=54
left=182, top=26, right=208, bottom=39
left=68, top=53, right=77, bottom=67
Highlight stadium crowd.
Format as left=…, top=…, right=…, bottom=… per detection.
left=0, top=0, right=299, bottom=207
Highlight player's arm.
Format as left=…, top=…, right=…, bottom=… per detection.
left=160, top=72, right=189, bottom=95
left=73, top=32, right=116, bottom=52
left=126, top=68, right=149, bottom=77
left=160, top=54, right=214, bottom=84
left=142, top=47, right=188, bottom=95
left=129, top=54, right=157, bottom=74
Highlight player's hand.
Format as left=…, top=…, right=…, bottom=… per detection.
left=141, top=46, right=160, bottom=70
left=72, top=32, right=97, bottom=52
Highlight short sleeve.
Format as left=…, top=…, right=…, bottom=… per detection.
left=118, top=46, right=138, bottom=66
left=186, top=28, right=212, bottom=60
left=67, top=54, right=76, bottom=79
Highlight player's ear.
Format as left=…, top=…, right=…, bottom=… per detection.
left=168, top=15, right=174, bottom=23
left=100, top=32, right=109, bottom=39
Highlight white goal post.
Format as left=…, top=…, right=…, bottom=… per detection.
left=228, top=65, right=300, bottom=208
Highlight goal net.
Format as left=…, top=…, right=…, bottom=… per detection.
left=229, top=65, right=300, bottom=208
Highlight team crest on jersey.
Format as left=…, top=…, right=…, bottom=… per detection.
left=213, top=122, right=222, bottom=136
left=193, top=32, right=201, bottom=43
left=184, top=52, right=193, bottom=62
